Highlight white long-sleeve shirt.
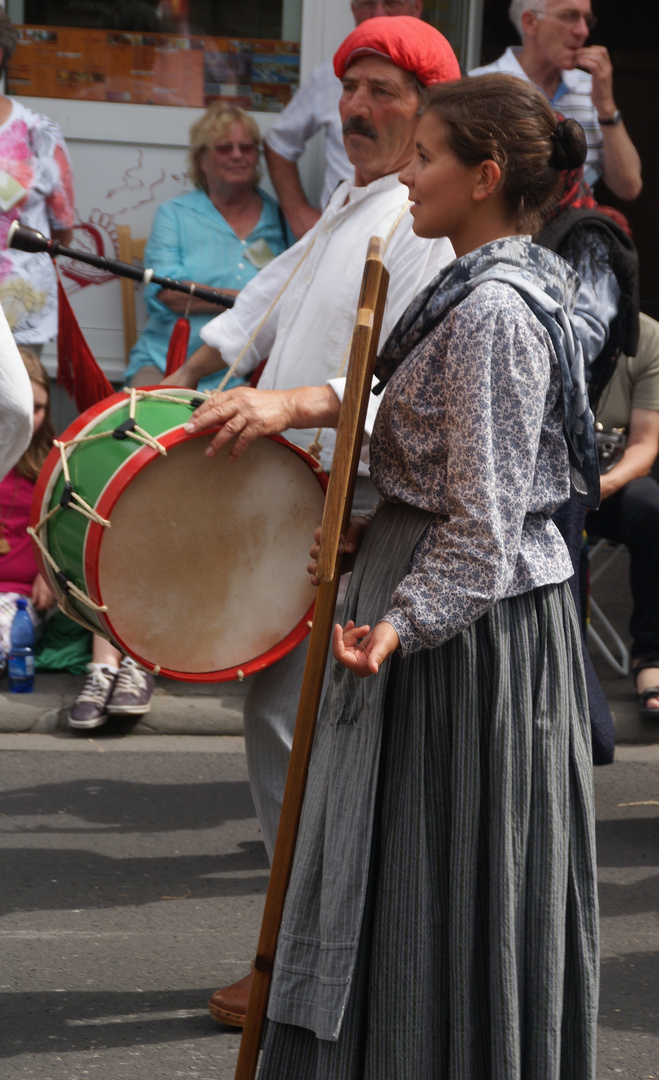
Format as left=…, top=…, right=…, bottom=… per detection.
left=0, top=307, right=32, bottom=483
left=201, top=173, right=454, bottom=473
left=264, top=60, right=351, bottom=209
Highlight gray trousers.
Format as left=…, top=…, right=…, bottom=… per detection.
left=243, top=476, right=379, bottom=861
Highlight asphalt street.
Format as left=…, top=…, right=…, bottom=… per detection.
left=0, top=736, right=264, bottom=1080
left=0, top=734, right=657, bottom=1080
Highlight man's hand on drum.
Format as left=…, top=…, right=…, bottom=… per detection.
left=332, top=620, right=400, bottom=678
left=184, top=383, right=341, bottom=462
left=307, top=517, right=370, bottom=585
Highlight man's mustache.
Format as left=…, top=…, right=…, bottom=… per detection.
left=342, top=117, right=378, bottom=140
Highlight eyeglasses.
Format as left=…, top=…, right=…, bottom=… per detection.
left=531, top=8, right=597, bottom=30
left=211, top=141, right=259, bottom=156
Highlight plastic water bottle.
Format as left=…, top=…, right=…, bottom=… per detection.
left=7, top=597, right=35, bottom=693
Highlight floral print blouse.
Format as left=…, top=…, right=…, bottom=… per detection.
left=0, top=100, right=75, bottom=345
left=372, top=279, right=574, bottom=654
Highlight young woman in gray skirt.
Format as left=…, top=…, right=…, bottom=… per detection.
left=189, top=73, right=601, bottom=1080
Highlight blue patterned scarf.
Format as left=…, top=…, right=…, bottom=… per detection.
left=374, top=236, right=600, bottom=509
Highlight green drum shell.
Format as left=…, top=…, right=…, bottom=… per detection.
left=36, top=392, right=195, bottom=639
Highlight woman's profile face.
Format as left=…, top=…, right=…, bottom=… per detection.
left=399, top=112, right=478, bottom=246
left=199, top=121, right=259, bottom=194
left=31, top=380, right=48, bottom=435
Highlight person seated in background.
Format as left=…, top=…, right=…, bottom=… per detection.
left=0, top=347, right=56, bottom=671
left=122, top=103, right=292, bottom=391
left=587, top=312, right=659, bottom=719
left=66, top=104, right=293, bottom=727
left=535, top=160, right=639, bottom=763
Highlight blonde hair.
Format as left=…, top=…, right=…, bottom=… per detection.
left=15, top=347, right=55, bottom=482
left=187, top=104, right=262, bottom=191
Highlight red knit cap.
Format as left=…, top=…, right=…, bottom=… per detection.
left=333, top=16, right=461, bottom=87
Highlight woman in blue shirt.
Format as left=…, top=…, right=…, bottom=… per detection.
left=68, top=107, right=292, bottom=731
left=123, top=103, right=292, bottom=393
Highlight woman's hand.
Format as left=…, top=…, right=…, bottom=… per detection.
left=156, top=284, right=238, bottom=316
left=307, top=517, right=370, bottom=585
left=332, top=619, right=399, bottom=678
left=160, top=343, right=225, bottom=389
left=32, top=573, right=56, bottom=612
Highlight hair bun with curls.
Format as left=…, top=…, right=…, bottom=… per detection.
left=550, top=118, right=588, bottom=171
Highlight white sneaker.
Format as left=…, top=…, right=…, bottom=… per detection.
left=107, top=656, right=155, bottom=715
left=68, top=664, right=119, bottom=729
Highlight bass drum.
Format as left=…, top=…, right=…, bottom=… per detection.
left=31, top=388, right=327, bottom=681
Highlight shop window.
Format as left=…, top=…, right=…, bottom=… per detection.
left=6, top=0, right=302, bottom=110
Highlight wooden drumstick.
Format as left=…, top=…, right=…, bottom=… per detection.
left=234, top=236, right=390, bottom=1080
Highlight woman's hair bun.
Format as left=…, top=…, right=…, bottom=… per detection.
left=550, top=117, right=588, bottom=171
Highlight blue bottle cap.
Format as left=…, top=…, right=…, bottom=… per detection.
left=16, top=597, right=28, bottom=610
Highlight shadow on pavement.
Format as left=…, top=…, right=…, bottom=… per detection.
left=0, top=843, right=269, bottom=916
left=0, top=987, right=239, bottom=1059
left=0, top=778, right=257, bottom=832
left=599, top=951, right=659, bottom=1035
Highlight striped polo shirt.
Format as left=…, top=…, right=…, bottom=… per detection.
left=470, top=46, right=603, bottom=187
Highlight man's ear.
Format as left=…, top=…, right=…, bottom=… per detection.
left=520, top=8, right=538, bottom=38
left=473, top=159, right=502, bottom=202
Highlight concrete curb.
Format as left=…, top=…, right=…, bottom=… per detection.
left=0, top=672, right=247, bottom=736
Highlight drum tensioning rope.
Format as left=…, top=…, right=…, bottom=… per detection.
left=29, top=387, right=212, bottom=640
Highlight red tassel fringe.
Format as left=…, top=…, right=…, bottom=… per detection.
left=57, top=273, right=114, bottom=411
left=164, top=317, right=190, bottom=377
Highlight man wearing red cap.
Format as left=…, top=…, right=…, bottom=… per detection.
left=264, top=0, right=423, bottom=241
left=167, top=16, right=460, bottom=1026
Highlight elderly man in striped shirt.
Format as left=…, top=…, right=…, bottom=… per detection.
left=470, top=0, right=642, bottom=201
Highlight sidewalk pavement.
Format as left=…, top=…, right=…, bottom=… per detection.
left=0, top=670, right=249, bottom=736
left=1, top=544, right=658, bottom=744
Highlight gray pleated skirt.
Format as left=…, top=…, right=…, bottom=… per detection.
left=258, top=581, right=599, bottom=1080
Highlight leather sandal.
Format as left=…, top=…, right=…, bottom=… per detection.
left=633, top=659, right=659, bottom=719
left=208, top=968, right=252, bottom=1027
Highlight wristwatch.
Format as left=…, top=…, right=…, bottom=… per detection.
left=598, top=109, right=622, bottom=126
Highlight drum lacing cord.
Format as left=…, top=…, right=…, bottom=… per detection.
left=215, top=234, right=318, bottom=392
left=127, top=388, right=214, bottom=407
left=119, top=387, right=169, bottom=455
left=32, top=388, right=170, bottom=537
left=305, top=201, right=410, bottom=467
left=30, top=388, right=213, bottom=629
left=28, top=389, right=174, bottom=621
left=28, top=435, right=114, bottom=619
left=28, top=524, right=108, bottom=617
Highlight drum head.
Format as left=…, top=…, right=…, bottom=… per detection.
left=95, top=434, right=325, bottom=678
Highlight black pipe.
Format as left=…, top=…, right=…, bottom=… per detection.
left=7, top=222, right=235, bottom=308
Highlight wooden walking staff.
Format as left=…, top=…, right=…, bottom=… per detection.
left=234, top=236, right=390, bottom=1080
